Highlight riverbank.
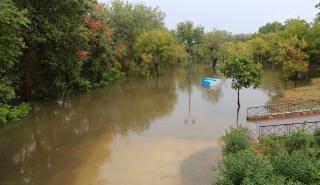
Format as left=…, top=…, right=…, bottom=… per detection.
left=274, top=78, right=320, bottom=102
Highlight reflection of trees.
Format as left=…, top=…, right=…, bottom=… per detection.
left=175, top=63, right=223, bottom=105
left=200, top=84, right=223, bottom=104
left=0, top=75, right=177, bottom=185
left=260, top=66, right=285, bottom=96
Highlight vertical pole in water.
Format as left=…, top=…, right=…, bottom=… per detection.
left=188, top=48, right=191, bottom=119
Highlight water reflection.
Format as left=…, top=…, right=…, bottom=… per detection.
left=0, top=74, right=178, bottom=185
left=0, top=64, right=293, bottom=185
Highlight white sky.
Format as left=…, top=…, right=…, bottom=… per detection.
left=100, top=0, right=319, bottom=34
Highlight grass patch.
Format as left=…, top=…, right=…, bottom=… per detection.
left=275, top=78, right=320, bottom=102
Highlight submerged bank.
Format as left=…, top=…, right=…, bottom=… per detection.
left=274, top=78, right=320, bottom=102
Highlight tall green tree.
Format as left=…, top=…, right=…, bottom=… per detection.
left=13, top=0, right=92, bottom=98
left=277, top=36, right=309, bottom=79
left=221, top=54, right=262, bottom=108
left=134, top=30, right=187, bottom=77
left=258, top=21, right=284, bottom=34
left=247, top=37, right=271, bottom=62
left=197, top=30, right=231, bottom=66
left=82, top=3, right=123, bottom=88
left=105, top=0, right=165, bottom=71
left=307, top=22, right=320, bottom=64
left=175, top=21, right=204, bottom=56
left=315, top=3, right=320, bottom=23
left=0, top=0, right=30, bottom=123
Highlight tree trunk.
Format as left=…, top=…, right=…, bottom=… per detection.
left=236, top=105, right=240, bottom=128
left=155, top=62, right=159, bottom=78
left=22, top=48, right=32, bottom=99
left=237, top=89, right=240, bottom=108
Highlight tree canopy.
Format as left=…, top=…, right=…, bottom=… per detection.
left=134, top=30, right=187, bottom=76
left=221, top=54, right=262, bottom=107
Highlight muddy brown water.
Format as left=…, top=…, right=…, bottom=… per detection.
left=0, top=64, right=298, bottom=185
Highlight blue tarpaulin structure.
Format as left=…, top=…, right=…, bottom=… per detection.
left=202, top=77, right=221, bottom=89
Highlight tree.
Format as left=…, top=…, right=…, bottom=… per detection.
left=82, top=3, right=123, bottom=87
left=281, top=19, right=310, bottom=40
left=247, top=37, right=271, bottom=62
left=221, top=54, right=262, bottom=108
left=105, top=0, right=165, bottom=71
left=197, top=30, right=231, bottom=66
left=315, top=3, right=320, bottom=23
left=175, top=21, right=204, bottom=55
left=307, top=22, right=320, bottom=64
left=0, top=0, right=31, bottom=124
left=13, top=0, right=92, bottom=98
left=277, top=36, right=309, bottom=79
left=258, top=21, right=284, bottom=34
left=134, top=30, right=187, bottom=77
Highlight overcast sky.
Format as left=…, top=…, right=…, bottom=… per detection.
left=100, top=0, right=319, bottom=34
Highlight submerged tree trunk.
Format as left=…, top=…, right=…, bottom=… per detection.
left=155, top=62, right=159, bottom=78
left=237, top=89, right=240, bottom=108
left=22, top=48, right=32, bottom=99
left=236, top=89, right=241, bottom=128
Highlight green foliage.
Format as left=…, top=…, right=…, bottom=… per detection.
left=241, top=175, right=287, bottom=185
left=247, top=37, right=271, bottom=62
left=0, top=103, right=31, bottom=124
left=314, top=128, right=320, bottom=145
left=218, top=150, right=273, bottom=185
left=0, top=0, right=29, bottom=70
left=273, top=150, right=320, bottom=184
left=259, top=136, right=285, bottom=158
left=105, top=0, right=165, bottom=71
left=316, top=3, right=320, bottom=23
left=223, top=128, right=251, bottom=154
left=175, top=20, right=205, bottom=57
left=306, top=22, right=320, bottom=64
left=134, top=30, right=187, bottom=76
left=197, top=30, right=232, bottom=62
left=218, top=128, right=320, bottom=185
left=284, top=130, right=315, bottom=153
left=0, top=0, right=30, bottom=123
left=221, top=54, right=262, bottom=91
left=258, top=21, right=284, bottom=34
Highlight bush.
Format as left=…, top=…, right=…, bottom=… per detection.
left=284, top=130, right=315, bottom=153
left=0, top=103, right=31, bottom=124
left=241, top=175, right=287, bottom=185
left=314, top=128, right=320, bottom=145
left=218, top=150, right=273, bottom=185
left=259, top=136, right=285, bottom=158
left=223, top=128, right=251, bottom=154
left=272, top=150, right=320, bottom=184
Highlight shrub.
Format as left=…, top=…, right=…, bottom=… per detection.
left=272, top=149, right=320, bottom=184
left=223, top=128, right=251, bottom=154
left=284, top=130, right=315, bottom=153
left=259, top=136, right=285, bottom=158
left=314, top=128, right=320, bottom=145
left=0, top=103, right=30, bottom=124
left=218, top=150, right=273, bottom=185
left=241, top=175, right=287, bottom=185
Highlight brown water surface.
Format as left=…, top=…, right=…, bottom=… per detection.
left=0, top=64, right=290, bottom=185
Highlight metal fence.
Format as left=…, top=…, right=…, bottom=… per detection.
left=258, top=121, right=320, bottom=139
left=247, top=99, right=320, bottom=120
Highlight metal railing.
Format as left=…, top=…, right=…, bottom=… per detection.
left=258, top=121, right=320, bottom=139
left=247, top=99, right=320, bottom=120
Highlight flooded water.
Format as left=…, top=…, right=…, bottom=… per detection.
left=0, top=64, right=290, bottom=185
